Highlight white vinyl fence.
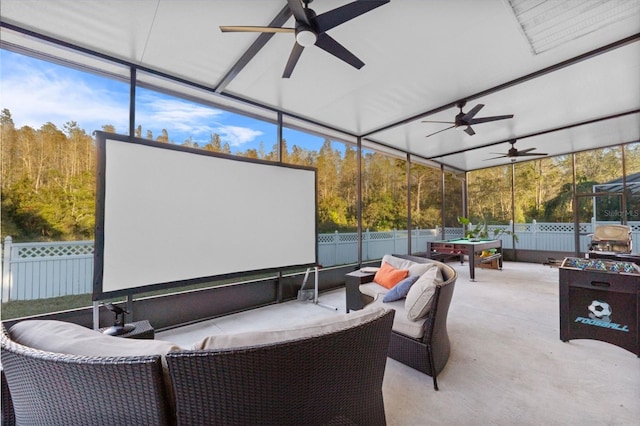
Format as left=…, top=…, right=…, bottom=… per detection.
left=2, top=221, right=639, bottom=302
left=2, top=237, right=94, bottom=302
left=318, top=228, right=441, bottom=267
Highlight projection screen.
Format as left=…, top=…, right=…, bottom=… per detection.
left=93, top=132, right=317, bottom=300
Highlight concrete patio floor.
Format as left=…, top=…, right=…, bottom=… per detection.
left=157, top=260, right=639, bottom=425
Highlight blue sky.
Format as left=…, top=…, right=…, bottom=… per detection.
left=0, top=49, right=335, bottom=154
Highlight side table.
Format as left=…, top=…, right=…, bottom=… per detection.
left=345, top=270, right=376, bottom=312
left=100, top=319, right=155, bottom=339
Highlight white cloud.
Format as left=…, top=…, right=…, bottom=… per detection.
left=135, top=93, right=222, bottom=139
left=0, top=54, right=129, bottom=133
left=214, top=125, right=264, bottom=147
left=131, top=91, right=264, bottom=146
left=0, top=52, right=265, bottom=148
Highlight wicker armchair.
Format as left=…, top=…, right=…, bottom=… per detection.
left=346, top=254, right=457, bottom=390
left=166, top=309, right=395, bottom=426
left=1, top=324, right=172, bottom=426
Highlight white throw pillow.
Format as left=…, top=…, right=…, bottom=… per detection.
left=408, top=262, right=436, bottom=277
left=381, top=254, right=415, bottom=271
left=404, top=267, right=439, bottom=321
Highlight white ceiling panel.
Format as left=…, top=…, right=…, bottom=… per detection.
left=442, top=112, right=640, bottom=171
left=365, top=35, right=640, bottom=170
left=0, top=0, right=160, bottom=62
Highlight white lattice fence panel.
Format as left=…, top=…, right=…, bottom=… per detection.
left=317, top=232, right=358, bottom=267
left=537, top=223, right=574, bottom=233
left=367, top=231, right=395, bottom=240
left=6, top=241, right=94, bottom=301
left=15, top=242, right=93, bottom=258
left=318, top=234, right=338, bottom=244
left=339, top=233, right=358, bottom=243
left=444, top=227, right=464, bottom=239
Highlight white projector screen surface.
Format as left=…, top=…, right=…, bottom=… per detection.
left=94, top=133, right=317, bottom=298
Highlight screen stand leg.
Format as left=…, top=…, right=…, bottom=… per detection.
left=313, top=266, right=337, bottom=311
left=92, top=301, right=100, bottom=330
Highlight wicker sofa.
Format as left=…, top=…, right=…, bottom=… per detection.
left=1, top=307, right=394, bottom=426
left=346, top=254, right=457, bottom=390
left=1, top=320, right=178, bottom=426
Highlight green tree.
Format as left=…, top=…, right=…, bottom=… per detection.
left=241, top=148, right=259, bottom=159
left=1, top=109, right=18, bottom=189
left=468, top=166, right=512, bottom=223
left=411, top=163, right=442, bottom=228
left=156, top=129, right=169, bottom=143
left=362, top=152, right=406, bottom=230
left=204, top=133, right=222, bottom=152
left=1, top=113, right=96, bottom=241
left=337, top=145, right=358, bottom=230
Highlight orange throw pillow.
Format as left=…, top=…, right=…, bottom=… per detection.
left=374, top=262, right=409, bottom=289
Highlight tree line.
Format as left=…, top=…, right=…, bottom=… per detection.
left=467, top=146, right=640, bottom=225
left=2, top=107, right=637, bottom=242
left=1, top=108, right=442, bottom=242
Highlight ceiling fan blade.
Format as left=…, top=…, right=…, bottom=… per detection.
left=220, top=26, right=294, bottom=33
left=314, top=0, right=389, bottom=32
left=468, top=114, right=514, bottom=125
left=421, top=120, right=455, bottom=124
left=287, top=0, right=310, bottom=25
left=464, top=126, right=475, bottom=136
left=282, top=43, right=305, bottom=78
left=315, top=33, right=364, bottom=69
left=517, top=148, right=536, bottom=154
left=484, top=155, right=509, bottom=161
left=517, top=152, right=548, bottom=157
left=425, top=125, right=455, bottom=138
left=462, top=104, right=484, bottom=121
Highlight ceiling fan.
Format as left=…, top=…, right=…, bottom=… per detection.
left=220, top=0, right=389, bottom=78
left=423, top=100, right=514, bottom=137
left=486, top=140, right=548, bottom=162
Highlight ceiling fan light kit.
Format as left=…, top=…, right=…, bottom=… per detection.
left=220, top=0, right=390, bottom=78
left=295, top=27, right=317, bottom=47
